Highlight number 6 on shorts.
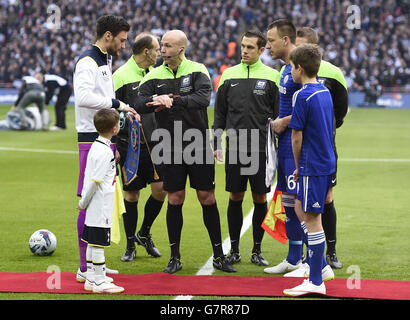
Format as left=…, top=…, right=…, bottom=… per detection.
left=287, top=174, right=296, bottom=191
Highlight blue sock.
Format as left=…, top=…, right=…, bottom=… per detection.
left=308, top=231, right=326, bottom=286
left=302, top=222, right=326, bottom=269
left=283, top=197, right=303, bottom=265
left=321, top=254, right=327, bottom=269
left=287, top=239, right=302, bottom=265
left=300, top=222, right=310, bottom=266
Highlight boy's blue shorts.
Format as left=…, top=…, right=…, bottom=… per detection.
left=297, top=175, right=333, bottom=214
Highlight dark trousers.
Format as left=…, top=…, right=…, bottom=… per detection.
left=16, top=89, right=45, bottom=127
left=54, top=85, right=72, bottom=128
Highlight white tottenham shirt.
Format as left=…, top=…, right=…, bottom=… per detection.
left=73, top=45, right=121, bottom=133
left=79, top=136, right=116, bottom=228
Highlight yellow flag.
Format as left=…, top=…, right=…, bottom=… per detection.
left=261, top=187, right=288, bottom=244
left=111, top=175, right=125, bottom=244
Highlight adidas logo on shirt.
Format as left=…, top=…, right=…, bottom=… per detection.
left=312, top=202, right=321, bottom=208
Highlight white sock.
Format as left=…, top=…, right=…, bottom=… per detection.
left=86, top=245, right=94, bottom=282
left=92, top=246, right=106, bottom=285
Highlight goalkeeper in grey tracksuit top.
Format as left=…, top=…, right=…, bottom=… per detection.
left=14, top=73, right=47, bottom=130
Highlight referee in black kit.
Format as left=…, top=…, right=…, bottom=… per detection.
left=138, top=29, right=235, bottom=274
left=213, top=30, right=280, bottom=268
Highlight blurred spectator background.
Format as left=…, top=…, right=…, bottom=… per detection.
left=0, top=0, right=408, bottom=97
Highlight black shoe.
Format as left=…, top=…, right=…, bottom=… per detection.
left=226, top=251, right=241, bottom=264
left=163, top=257, right=182, bottom=274
left=326, top=252, right=343, bottom=269
left=135, top=232, right=161, bottom=257
left=120, top=248, right=136, bottom=262
left=213, top=256, right=237, bottom=273
left=251, top=252, right=269, bottom=266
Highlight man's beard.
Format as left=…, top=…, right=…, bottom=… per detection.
left=106, top=41, right=119, bottom=56
left=107, top=46, right=118, bottom=56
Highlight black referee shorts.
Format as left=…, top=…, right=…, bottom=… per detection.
left=162, top=162, right=215, bottom=192
left=162, top=151, right=216, bottom=192
left=225, top=151, right=270, bottom=194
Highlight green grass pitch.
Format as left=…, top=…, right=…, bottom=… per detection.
left=0, top=104, right=409, bottom=300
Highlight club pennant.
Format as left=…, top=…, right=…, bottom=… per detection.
left=122, top=119, right=140, bottom=185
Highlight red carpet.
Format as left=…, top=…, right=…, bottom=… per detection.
left=0, top=272, right=409, bottom=299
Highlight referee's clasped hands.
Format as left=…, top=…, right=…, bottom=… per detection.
left=146, top=94, right=174, bottom=112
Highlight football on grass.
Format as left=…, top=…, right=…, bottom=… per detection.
left=29, top=230, right=57, bottom=256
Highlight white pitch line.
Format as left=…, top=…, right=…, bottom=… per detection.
left=339, top=158, right=410, bottom=163
left=174, top=187, right=275, bottom=300
left=1, top=147, right=409, bottom=163
left=0, top=146, right=77, bottom=155
left=2, top=146, right=409, bottom=163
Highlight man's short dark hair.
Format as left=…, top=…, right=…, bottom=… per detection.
left=267, top=19, right=297, bottom=44
left=132, top=34, right=156, bottom=55
left=94, top=108, right=120, bottom=134
left=289, top=43, right=322, bottom=78
left=297, top=27, right=319, bottom=44
left=242, top=29, right=267, bottom=49
left=96, top=15, right=130, bottom=39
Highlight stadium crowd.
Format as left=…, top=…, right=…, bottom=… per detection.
left=0, top=0, right=408, bottom=94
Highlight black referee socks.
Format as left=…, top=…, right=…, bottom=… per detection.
left=166, top=203, right=183, bottom=259
left=201, top=202, right=224, bottom=258
left=123, top=200, right=138, bottom=248
left=140, top=196, right=164, bottom=236
left=322, top=200, right=337, bottom=255
left=227, top=199, right=243, bottom=253
left=252, top=201, right=267, bottom=254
